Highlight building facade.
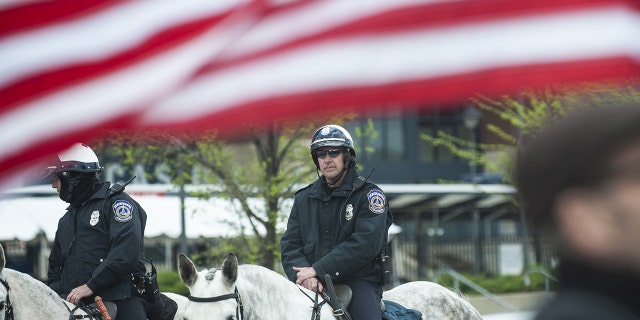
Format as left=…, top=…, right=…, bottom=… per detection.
left=1, top=106, right=555, bottom=282
left=346, top=106, right=554, bottom=281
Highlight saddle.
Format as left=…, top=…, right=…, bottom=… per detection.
left=69, top=299, right=117, bottom=320
left=321, top=275, right=421, bottom=320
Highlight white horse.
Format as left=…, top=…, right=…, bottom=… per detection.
left=0, top=244, right=187, bottom=320
left=178, top=253, right=483, bottom=320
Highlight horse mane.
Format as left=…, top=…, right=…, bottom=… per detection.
left=237, top=264, right=299, bottom=293
left=231, top=265, right=483, bottom=320
left=233, top=264, right=327, bottom=319
left=4, top=269, right=61, bottom=300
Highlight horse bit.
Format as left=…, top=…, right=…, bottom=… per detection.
left=0, top=276, right=14, bottom=320
left=188, top=287, right=244, bottom=320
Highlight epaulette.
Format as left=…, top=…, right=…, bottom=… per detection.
left=294, top=182, right=313, bottom=195
left=353, top=167, right=376, bottom=191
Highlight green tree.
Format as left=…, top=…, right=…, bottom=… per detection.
left=422, top=79, right=640, bottom=185
left=95, top=117, right=358, bottom=270
left=420, top=79, right=639, bottom=273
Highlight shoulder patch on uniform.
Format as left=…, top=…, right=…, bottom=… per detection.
left=367, top=189, right=386, bottom=215
left=113, top=199, right=133, bottom=222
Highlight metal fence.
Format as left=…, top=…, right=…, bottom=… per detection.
left=390, top=219, right=556, bottom=282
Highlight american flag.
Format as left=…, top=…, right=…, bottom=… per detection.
left=1, top=0, right=639, bottom=188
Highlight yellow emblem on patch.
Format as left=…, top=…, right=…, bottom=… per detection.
left=113, top=200, right=133, bottom=222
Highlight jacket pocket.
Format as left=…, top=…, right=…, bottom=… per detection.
left=81, top=250, right=107, bottom=277
left=81, top=249, right=108, bottom=265
left=302, top=243, right=315, bottom=259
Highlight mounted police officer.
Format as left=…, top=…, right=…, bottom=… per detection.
left=44, top=143, right=147, bottom=320
left=280, top=124, right=393, bottom=320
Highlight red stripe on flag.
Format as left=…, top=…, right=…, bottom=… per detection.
left=197, top=0, right=636, bottom=71
left=145, top=56, right=640, bottom=135
left=0, top=13, right=236, bottom=110
left=0, top=0, right=639, bottom=187
left=0, top=0, right=125, bottom=36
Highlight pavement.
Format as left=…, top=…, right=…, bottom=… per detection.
left=466, top=291, right=551, bottom=320
left=483, top=311, right=536, bottom=320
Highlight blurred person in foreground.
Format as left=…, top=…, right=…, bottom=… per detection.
left=515, top=105, right=640, bottom=320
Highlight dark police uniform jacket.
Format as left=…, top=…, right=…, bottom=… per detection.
left=281, top=168, right=393, bottom=285
left=48, top=182, right=147, bottom=302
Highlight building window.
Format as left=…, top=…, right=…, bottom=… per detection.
left=386, top=117, right=405, bottom=161
left=418, top=109, right=462, bottom=163
left=347, top=110, right=406, bottom=162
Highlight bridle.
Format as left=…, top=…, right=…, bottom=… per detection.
left=0, top=276, right=14, bottom=320
left=188, top=287, right=244, bottom=320
left=299, top=288, right=334, bottom=320
left=298, top=286, right=351, bottom=320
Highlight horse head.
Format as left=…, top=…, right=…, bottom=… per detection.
left=178, top=252, right=243, bottom=320
left=1, top=244, right=7, bottom=320
left=0, top=244, right=13, bottom=320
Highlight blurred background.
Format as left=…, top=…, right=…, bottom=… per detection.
left=2, top=0, right=640, bottom=317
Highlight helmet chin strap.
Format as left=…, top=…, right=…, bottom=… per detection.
left=326, top=167, right=347, bottom=188
left=324, top=157, right=352, bottom=187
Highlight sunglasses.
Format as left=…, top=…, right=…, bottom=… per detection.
left=315, top=148, right=342, bottom=159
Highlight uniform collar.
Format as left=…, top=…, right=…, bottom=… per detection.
left=81, top=182, right=110, bottom=205
left=311, top=169, right=360, bottom=195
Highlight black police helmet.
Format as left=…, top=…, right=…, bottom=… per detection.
left=310, top=125, right=356, bottom=168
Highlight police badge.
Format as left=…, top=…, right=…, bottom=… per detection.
left=345, top=204, right=353, bottom=221
left=90, top=210, right=100, bottom=226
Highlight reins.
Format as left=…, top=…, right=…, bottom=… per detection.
left=63, top=300, right=102, bottom=320
left=0, top=277, right=14, bottom=320
left=298, top=277, right=353, bottom=320
left=298, top=288, right=329, bottom=320
left=188, top=287, right=244, bottom=320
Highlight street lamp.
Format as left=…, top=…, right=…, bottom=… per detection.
left=463, top=105, right=482, bottom=130
left=462, top=105, right=483, bottom=272
left=462, top=106, right=482, bottom=183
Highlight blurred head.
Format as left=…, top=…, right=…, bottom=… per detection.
left=43, top=143, right=103, bottom=203
left=515, top=105, right=640, bottom=271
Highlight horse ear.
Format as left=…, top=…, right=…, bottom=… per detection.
left=221, top=253, right=238, bottom=285
left=178, top=253, right=198, bottom=287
